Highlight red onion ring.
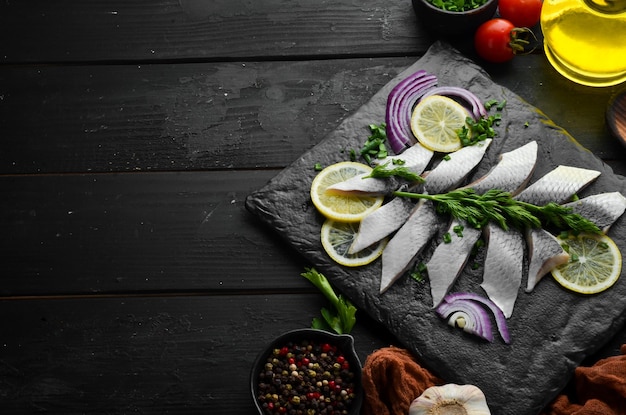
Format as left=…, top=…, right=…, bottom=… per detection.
left=385, top=70, right=438, bottom=154
left=436, top=292, right=511, bottom=344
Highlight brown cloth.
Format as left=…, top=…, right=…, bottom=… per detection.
left=361, top=346, right=443, bottom=415
left=361, top=345, right=626, bottom=415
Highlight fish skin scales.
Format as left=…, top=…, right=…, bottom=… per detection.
left=375, top=142, right=434, bottom=173
left=481, top=224, right=525, bottom=318
left=514, top=165, right=601, bottom=205
left=562, top=192, right=626, bottom=233
left=326, top=143, right=434, bottom=196
left=426, top=141, right=538, bottom=308
left=349, top=197, right=414, bottom=254
left=427, top=220, right=482, bottom=307
left=380, top=141, right=492, bottom=294
left=326, top=173, right=396, bottom=196
left=424, top=139, right=492, bottom=194
left=525, top=228, right=569, bottom=292
left=380, top=200, right=438, bottom=294
left=463, top=140, right=538, bottom=195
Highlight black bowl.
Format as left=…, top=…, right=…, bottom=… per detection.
left=250, top=328, right=363, bottom=415
left=412, top=0, right=498, bottom=36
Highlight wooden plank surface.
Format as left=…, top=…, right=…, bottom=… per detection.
left=1, top=55, right=624, bottom=176
left=0, top=58, right=412, bottom=174
left=0, top=0, right=432, bottom=64
left=0, top=294, right=397, bottom=414
left=0, top=170, right=317, bottom=297
left=2, top=0, right=626, bottom=413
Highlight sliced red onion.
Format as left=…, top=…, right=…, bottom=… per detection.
left=436, top=292, right=511, bottom=344
left=436, top=300, right=494, bottom=343
left=385, top=70, right=438, bottom=154
left=421, top=86, right=488, bottom=120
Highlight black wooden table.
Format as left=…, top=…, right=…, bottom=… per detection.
left=1, top=2, right=625, bottom=414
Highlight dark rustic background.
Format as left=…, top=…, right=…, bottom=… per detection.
left=1, top=1, right=625, bottom=413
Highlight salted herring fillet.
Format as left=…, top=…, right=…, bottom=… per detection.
left=423, top=139, right=492, bottom=194
left=518, top=165, right=601, bottom=293
left=525, top=191, right=626, bottom=292
left=562, top=192, right=626, bottom=233
left=525, top=228, right=570, bottom=292
left=427, top=141, right=539, bottom=308
left=380, top=200, right=438, bottom=294
left=481, top=224, right=525, bottom=318
left=326, top=143, right=434, bottom=196
left=379, top=141, right=492, bottom=294
left=462, top=140, right=538, bottom=195
left=514, top=165, right=601, bottom=205
left=374, top=141, right=434, bottom=171
left=349, top=197, right=414, bottom=254
left=427, top=221, right=482, bottom=307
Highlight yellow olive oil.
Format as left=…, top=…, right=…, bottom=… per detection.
left=540, top=0, right=626, bottom=86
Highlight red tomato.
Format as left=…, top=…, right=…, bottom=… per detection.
left=498, top=0, right=543, bottom=28
left=474, top=19, right=517, bottom=63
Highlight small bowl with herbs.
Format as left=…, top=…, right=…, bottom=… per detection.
left=250, top=328, right=363, bottom=415
left=412, top=0, right=498, bottom=36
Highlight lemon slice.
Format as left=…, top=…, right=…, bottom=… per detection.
left=551, top=232, right=622, bottom=294
left=410, top=95, right=469, bottom=153
left=321, top=219, right=387, bottom=267
left=310, top=162, right=384, bottom=222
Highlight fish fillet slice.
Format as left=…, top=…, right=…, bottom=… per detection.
left=375, top=142, right=434, bottom=171
left=525, top=192, right=626, bottom=292
left=562, top=192, right=626, bottom=233
left=424, top=139, right=492, bottom=194
left=481, top=224, right=525, bottom=318
left=380, top=200, right=438, bottom=294
left=349, top=197, right=414, bottom=254
left=525, top=228, right=569, bottom=292
left=480, top=164, right=599, bottom=314
left=326, top=143, right=434, bottom=195
left=380, top=141, right=493, bottom=294
left=514, top=165, right=601, bottom=205
left=427, top=221, right=482, bottom=307
left=514, top=165, right=601, bottom=289
left=463, top=141, right=538, bottom=195
left=427, top=141, right=539, bottom=307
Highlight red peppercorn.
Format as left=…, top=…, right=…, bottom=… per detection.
left=342, top=362, right=350, bottom=370
left=301, top=357, right=310, bottom=366
left=321, top=343, right=332, bottom=353
left=279, top=346, right=289, bottom=356
left=336, top=356, right=345, bottom=364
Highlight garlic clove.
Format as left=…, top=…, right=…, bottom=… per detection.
left=408, top=384, right=491, bottom=415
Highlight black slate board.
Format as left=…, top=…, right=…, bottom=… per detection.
left=245, top=42, right=626, bottom=415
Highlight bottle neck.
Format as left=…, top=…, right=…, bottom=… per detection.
left=584, top=0, right=626, bottom=13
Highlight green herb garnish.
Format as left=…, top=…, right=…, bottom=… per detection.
left=428, top=0, right=488, bottom=11
left=301, top=267, right=357, bottom=334
left=410, top=262, right=428, bottom=282
left=453, top=224, right=464, bottom=237
left=362, top=161, right=425, bottom=182
left=360, top=123, right=388, bottom=164
left=393, top=188, right=601, bottom=234
left=458, top=115, right=500, bottom=147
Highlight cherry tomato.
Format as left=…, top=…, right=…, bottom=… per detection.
left=498, top=0, right=543, bottom=27
left=474, top=18, right=517, bottom=63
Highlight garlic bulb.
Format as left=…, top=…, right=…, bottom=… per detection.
left=408, top=384, right=490, bottom=415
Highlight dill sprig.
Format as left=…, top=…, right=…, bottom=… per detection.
left=393, top=188, right=601, bottom=234
left=362, top=161, right=425, bottom=183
